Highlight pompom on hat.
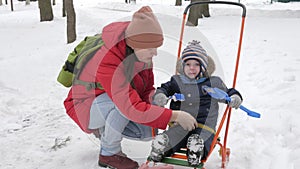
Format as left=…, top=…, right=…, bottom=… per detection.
left=125, top=6, right=164, bottom=49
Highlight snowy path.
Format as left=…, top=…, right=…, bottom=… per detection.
left=1, top=1, right=300, bottom=169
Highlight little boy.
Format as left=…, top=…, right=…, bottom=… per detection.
left=149, top=40, right=243, bottom=166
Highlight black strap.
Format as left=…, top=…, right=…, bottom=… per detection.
left=64, top=60, right=74, bottom=73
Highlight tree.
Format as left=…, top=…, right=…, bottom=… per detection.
left=62, top=0, right=66, bottom=17
left=26, top=0, right=30, bottom=5
left=186, top=0, right=210, bottom=26
left=175, top=0, right=182, bottom=6
left=10, top=0, right=13, bottom=11
left=0, top=0, right=2, bottom=6
left=125, top=0, right=136, bottom=4
left=38, top=0, right=53, bottom=21
left=65, top=0, right=76, bottom=43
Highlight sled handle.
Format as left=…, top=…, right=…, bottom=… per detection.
left=177, top=1, right=246, bottom=60
left=183, top=1, right=246, bottom=17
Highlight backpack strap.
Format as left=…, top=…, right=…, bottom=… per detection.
left=73, top=79, right=103, bottom=91
left=73, top=34, right=105, bottom=91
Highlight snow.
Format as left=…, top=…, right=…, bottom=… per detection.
left=1, top=0, right=300, bottom=169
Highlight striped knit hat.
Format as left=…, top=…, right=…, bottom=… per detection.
left=181, top=40, right=209, bottom=77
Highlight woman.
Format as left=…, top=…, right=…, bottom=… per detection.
left=63, top=6, right=197, bottom=169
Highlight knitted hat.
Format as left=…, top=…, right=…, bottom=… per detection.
left=181, top=40, right=209, bottom=77
left=125, top=6, right=164, bottom=49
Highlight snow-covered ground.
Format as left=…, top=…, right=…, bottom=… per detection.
left=1, top=0, right=300, bottom=169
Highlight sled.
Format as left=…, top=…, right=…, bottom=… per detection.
left=146, top=1, right=247, bottom=169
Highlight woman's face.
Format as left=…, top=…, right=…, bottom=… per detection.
left=133, top=48, right=157, bottom=64
left=183, top=59, right=200, bottom=79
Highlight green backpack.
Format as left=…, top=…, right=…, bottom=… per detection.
left=57, top=34, right=104, bottom=90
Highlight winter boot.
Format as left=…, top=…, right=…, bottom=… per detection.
left=186, top=134, right=204, bottom=166
left=149, top=133, right=169, bottom=162
left=98, top=154, right=138, bottom=169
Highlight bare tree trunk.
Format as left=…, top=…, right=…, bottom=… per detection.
left=186, top=0, right=210, bottom=26
left=202, top=1, right=210, bottom=17
left=53, top=0, right=56, bottom=5
left=65, top=0, right=76, bottom=43
left=62, top=0, right=66, bottom=17
left=10, top=0, right=13, bottom=11
left=0, top=0, right=3, bottom=6
left=38, top=0, right=54, bottom=21
left=26, top=0, right=30, bottom=5
left=175, top=0, right=182, bottom=6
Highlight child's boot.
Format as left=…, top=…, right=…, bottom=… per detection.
left=149, top=133, right=170, bottom=162
left=186, top=134, right=204, bottom=166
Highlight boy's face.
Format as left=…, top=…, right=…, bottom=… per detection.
left=134, top=48, right=157, bottom=64
left=183, top=59, right=200, bottom=79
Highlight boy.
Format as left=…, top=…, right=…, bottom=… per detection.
left=149, top=40, right=243, bottom=166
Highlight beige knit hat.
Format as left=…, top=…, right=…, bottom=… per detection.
left=125, top=6, right=164, bottom=49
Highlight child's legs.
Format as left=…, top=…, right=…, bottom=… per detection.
left=203, top=133, right=214, bottom=159
left=163, top=125, right=190, bottom=156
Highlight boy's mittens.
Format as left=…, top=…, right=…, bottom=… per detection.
left=229, top=94, right=242, bottom=109
left=153, top=93, right=168, bottom=107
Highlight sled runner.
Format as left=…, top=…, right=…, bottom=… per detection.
left=146, top=1, right=250, bottom=169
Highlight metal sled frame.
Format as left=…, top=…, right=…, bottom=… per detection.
left=150, top=1, right=247, bottom=169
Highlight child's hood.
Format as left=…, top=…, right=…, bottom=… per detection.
left=176, top=55, right=216, bottom=77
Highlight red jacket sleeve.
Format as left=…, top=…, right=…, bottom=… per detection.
left=96, top=47, right=171, bottom=129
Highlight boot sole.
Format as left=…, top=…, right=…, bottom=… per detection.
left=98, top=162, right=116, bottom=169
left=98, top=161, right=138, bottom=169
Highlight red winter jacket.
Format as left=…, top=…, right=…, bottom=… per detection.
left=64, top=22, right=172, bottom=133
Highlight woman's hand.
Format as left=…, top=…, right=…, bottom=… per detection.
left=170, top=110, right=197, bottom=131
